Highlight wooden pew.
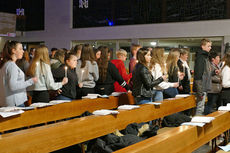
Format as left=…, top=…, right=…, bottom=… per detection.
left=0, top=93, right=134, bottom=133
left=0, top=96, right=196, bottom=153
left=115, top=111, right=230, bottom=153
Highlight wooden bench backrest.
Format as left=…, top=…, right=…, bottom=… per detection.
left=115, top=111, right=230, bottom=153
left=0, top=96, right=196, bottom=153
left=0, top=93, right=134, bottom=132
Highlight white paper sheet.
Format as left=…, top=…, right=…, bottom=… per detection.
left=175, top=94, right=190, bottom=98
left=0, top=110, right=24, bottom=118
left=218, top=106, right=230, bottom=111
left=111, top=92, right=126, bottom=97
left=219, top=144, right=230, bottom=152
left=98, top=95, right=109, bottom=98
left=118, top=105, right=140, bottom=110
left=82, top=94, right=99, bottom=99
left=0, top=107, right=21, bottom=112
left=30, top=102, right=53, bottom=108
left=181, top=122, right=206, bottom=127
left=191, top=116, right=215, bottom=123
left=93, top=109, right=119, bottom=115
left=49, top=100, right=71, bottom=104
left=145, top=102, right=161, bottom=105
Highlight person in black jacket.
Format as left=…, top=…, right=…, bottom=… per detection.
left=132, top=48, right=166, bottom=104
left=164, top=48, right=184, bottom=98
left=193, top=38, right=212, bottom=115
left=177, top=48, right=192, bottom=94
left=52, top=53, right=80, bottom=100
left=95, top=46, right=130, bottom=95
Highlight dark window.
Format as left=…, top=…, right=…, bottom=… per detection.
left=0, top=0, right=44, bottom=31
left=73, top=0, right=227, bottom=28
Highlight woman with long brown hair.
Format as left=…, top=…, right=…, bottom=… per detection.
left=95, top=46, right=130, bottom=95
left=27, top=45, right=68, bottom=103
left=76, top=44, right=99, bottom=98
left=220, top=51, right=230, bottom=106
left=0, top=40, right=37, bottom=107
left=132, top=48, right=166, bottom=104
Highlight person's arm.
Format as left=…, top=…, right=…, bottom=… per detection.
left=7, top=63, right=34, bottom=91
left=177, top=60, right=183, bottom=72
left=119, top=62, right=132, bottom=82
left=129, top=58, right=136, bottom=73
left=222, top=66, right=230, bottom=88
left=92, top=62, right=99, bottom=81
left=109, top=63, right=130, bottom=91
left=140, top=66, right=163, bottom=90
left=43, top=63, right=62, bottom=90
left=194, top=56, right=205, bottom=80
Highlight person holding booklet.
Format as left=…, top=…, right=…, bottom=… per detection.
left=26, top=45, right=68, bottom=103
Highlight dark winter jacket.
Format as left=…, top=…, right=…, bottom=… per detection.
left=193, top=49, right=212, bottom=99
left=95, top=62, right=130, bottom=95
left=52, top=64, right=78, bottom=99
left=177, top=59, right=191, bottom=94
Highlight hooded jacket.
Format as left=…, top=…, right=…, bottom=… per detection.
left=193, top=49, right=212, bottom=98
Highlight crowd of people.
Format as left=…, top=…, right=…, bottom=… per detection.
left=0, top=38, right=229, bottom=116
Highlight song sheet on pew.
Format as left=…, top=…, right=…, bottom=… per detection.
left=218, top=103, right=230, bottom=111
left=219, top=144, right=230, bottom=152
left=82, top=92, right=125, bottom=99
left=181, top=116, right=215, bottom=127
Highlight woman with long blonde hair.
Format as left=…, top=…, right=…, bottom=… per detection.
left=163, top=48, right=183, bottom=98
left=27, top=45, right=68, bottom=103
left=150, top=48, right=178, bottom=101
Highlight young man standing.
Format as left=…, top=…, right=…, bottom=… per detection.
left=193, top=38, right=212, bottom=115
left=129, top=44, right=141, bottom=73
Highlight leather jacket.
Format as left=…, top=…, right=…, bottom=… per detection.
left=132, top=63, right=164, bottom=98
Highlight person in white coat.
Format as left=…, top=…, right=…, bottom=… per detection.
left=221, top=51, right=230, bottom=106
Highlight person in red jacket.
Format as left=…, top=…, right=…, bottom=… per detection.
left=111, top=49, right=132, bottom=92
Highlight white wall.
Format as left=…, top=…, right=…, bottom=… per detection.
left=13, top=0, right=230, bottom=50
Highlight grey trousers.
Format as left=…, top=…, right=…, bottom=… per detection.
left=195, top=92, right=207, bottom=116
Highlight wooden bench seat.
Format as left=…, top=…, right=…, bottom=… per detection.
left=0, top=96, right=196, bottom=153
left=0, top=93, right=134, bottom=133
left=115, top=111, right=230, bottom=153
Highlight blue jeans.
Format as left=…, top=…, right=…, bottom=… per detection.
left=163, top=87, right=178, bottom=98
left=135, top=97, right=152, bottom=104
left=17, top=103, right=25, bottom=107
left=56, top=95, right=72, bottom=101
left=153, top=91, right=163, bottom=102
left=204, top=93, right=220, bottom=115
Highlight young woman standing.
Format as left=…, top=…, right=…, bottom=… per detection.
left=27, top=45, right=68, bottom=103
left=132, top=48, right=166, bottom=104
left=0, top=40, right=37, bottom=107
